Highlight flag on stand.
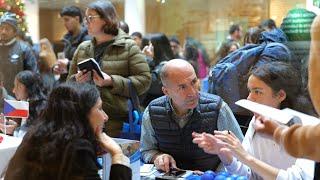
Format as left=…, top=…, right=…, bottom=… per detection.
left=3, top=99, right=29, bottom=118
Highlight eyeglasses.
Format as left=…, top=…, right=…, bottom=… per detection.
left=84, top=15, right=100, bottom=23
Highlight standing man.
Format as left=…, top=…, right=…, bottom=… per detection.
left=140, top=59, right=243, bottom=172
left=0, top=12, right=38, bottom=95
left=227, top=24, right=242, bottom=48
left=54, top=6, right=91, bottom=81
left=131, top=32, right=143, bottom=49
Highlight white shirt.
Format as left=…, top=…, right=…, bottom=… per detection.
left=225, top=117, right=314, bottom=180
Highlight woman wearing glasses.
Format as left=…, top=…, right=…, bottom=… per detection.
left=68, top=0, right=151, bottom=137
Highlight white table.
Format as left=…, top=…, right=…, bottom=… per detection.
left=0, top=134, right=22, bottom=175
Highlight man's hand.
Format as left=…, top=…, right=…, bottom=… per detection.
left=153, top=153, right=177, bottom=172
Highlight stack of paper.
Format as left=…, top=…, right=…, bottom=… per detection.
left=235, top=99, right=319, bottom=125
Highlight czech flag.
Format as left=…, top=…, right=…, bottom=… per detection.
left=3, top=99, right=29, bottom=118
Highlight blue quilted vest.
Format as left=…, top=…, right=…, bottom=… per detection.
left=149, top=92, right=222, bottom=171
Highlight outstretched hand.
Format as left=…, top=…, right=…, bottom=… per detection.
left=192, top=132, right=225, bottom=154
left=214, top=130, right=249, bottom=163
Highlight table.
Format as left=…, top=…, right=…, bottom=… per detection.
left=0, top=134, right=22, bottom=175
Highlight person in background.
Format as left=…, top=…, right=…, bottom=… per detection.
left=0, top=72, right=14, bottom=113
left=259, top=19, right=277, bottom=31
left=227, top=24, right=243, bottom=47
left=184, top=37, right=211, bottom=80
left=119, top=20, right=129, bottom=34
left=131, top=31, right=143, bottom=49
left=141, top=59, right=243, bottom=172
left=193, top=62, right=315, bottom=179
left=140, top=33, right=174, bottom=107
left=54, top=5, right=91, bottom=82
left=259, top=18, right=287, bottom=43
left=211, top=41, right=239, bottom=66
left=254, top=14, right=320, bottom=179
left=38, top=38, right=58, bottom=91
left=4, top=83, right=132, bottom=180
left=169, top=36, right=183, bottom=59
left=0, top=12, right=38, bottom=96
left=183, top=43, right=199, bottom=75
left=68, top=0, right=151, bottom=137
left=0, top=71, right=47, bottom=137
left=243, top=27, right=265, bottom=46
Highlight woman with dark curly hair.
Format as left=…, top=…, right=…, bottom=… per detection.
left=4, top=83, right=131, bottom=179
left=0, top=70, right=47, bottom=137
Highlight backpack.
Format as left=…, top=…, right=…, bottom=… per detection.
left=208, top=42, right=291, bottom=115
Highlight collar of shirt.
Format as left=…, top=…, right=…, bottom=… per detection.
left=168, top=98, right=194, bottom=128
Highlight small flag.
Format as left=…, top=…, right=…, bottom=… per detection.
left=3, top=99, right=29, bottom=118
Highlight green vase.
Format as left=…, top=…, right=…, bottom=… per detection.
left=280, top=8, right=316, bottom=41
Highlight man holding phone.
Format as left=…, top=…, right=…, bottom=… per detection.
left=140, top=59, right=243, bottom=172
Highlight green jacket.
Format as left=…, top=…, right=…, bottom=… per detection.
left=68, top=30, right=151, bottom=119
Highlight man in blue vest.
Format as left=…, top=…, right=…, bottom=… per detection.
left=140, top=59, right=243, bottom=172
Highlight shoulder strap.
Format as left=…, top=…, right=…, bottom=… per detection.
left=127, top=80, right=142, bottom=133
left=128, top=80, right=140, bottom=113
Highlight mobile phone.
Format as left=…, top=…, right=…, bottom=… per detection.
left=155, top=168, right=186, bottom=180
left=164, top=168, right=186, bottom=176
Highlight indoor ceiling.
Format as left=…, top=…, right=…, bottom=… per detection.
left=38, top=0, right=123, bottom=9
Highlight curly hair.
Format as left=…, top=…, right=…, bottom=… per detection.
left=15, top=70, right=47, bottom=126
left=12, top=82, right=100, bottom=178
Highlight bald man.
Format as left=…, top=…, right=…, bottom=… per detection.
left=140, top=59, right=243, bottom=172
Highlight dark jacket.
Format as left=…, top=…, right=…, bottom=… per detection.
left=148, top=93, right=222, bottom=171
left=0, top=39, right=38, bottom=94
left=68, top=29, right=151, bottom=121
left=62, top=27, right=91, bottom=61
left=4, top=138, right=132, bottom=180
